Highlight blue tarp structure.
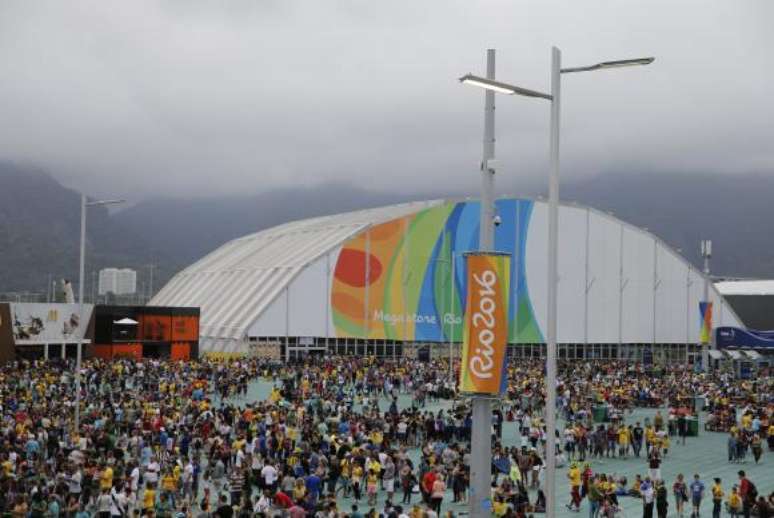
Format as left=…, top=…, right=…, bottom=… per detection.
left=716, top=327, right=774, bottom=349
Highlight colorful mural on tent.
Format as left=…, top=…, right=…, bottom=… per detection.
left=331, top=200, right=544, bottom=343
left=699, top=301, right=713, bottom=344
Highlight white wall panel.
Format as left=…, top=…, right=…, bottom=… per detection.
left=587, top=212, right=621, bottom=343
left=556, top=206, right=586, bottom=343
left=655, top=245, right=687, bottom=343
left=525, top=201, right=548, bottom=340
left=621, top=227, right=654, bottom=343
left=287, top=257, right=328, bottom=337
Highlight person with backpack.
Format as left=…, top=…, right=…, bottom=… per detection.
left=737, top=470, right=757, bottom=518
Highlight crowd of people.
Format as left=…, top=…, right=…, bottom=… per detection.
left=0, top=355, right=769, bottom=518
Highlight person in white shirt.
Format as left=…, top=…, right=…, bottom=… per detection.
left=145, top=459, right=160, bottom=485
left=254, top=492, right=271, bottom=514
left=109, top=486, right=129, bottom=518
left=68, top=467, right=82, bottom=498
left=126, top=465, right=138, bottom=495
left=96, top=488, right=113, bottom=518
left=181, top=461, right=195, bottom=503
left=261, top=463, right=278, bottom=491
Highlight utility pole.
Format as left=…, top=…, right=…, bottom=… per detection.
left=146, top=263, right=156, bottom=304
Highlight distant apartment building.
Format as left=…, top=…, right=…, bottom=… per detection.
left=98, top=268, right=137, bottom=296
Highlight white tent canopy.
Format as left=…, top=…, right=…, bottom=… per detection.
left=708, top=349, right=724, bottom=360
left=113, top=318, right=138, bottom=325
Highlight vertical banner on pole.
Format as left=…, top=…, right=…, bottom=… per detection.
left=459, top=252, right=511, bottom=395
left=699, top=302, right=713, bottom=344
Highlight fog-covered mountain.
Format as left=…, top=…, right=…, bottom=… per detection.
left=2, top=161, right=772, bottom=298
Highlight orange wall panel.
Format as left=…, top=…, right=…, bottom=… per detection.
left=170, top=342, right=190, bottom=361
left=112, top=343, right=142, bottom=360
left=92, top=343, right=142, bottom=360
left=139, top=315, right=172, bottom=341
left=171, top=316, right=199, bottom=341
left=92, top=344, right=113, bottom=360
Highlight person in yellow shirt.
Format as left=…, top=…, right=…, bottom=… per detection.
left=340, top=456, right=352, bottom=497
left=661, top=434, right=670, bottom=457
left=645, top=426, right=655, bottom=454
left=366, top=456, right=381, bottom=479
left=727, top=485, right=742, bottom=516
left=142, top=482, right=156, bottom=513
left=232, top=437, right=246, bottom=452
left=100, top=464, right=113, bottom=491
left=618, top=427, right=630, bottom=458
left=566, top=463, right=582, bottom=511
left=367, top=469, right=379, bottom=506
left=292, top=478, right=306, bottom=503
left=492, top=496, right=508, bottom=517
left=711, top=478, right=724, bottom=518
left=1, top=457, right=13, bottom=477
left=369, top=429, right=383, bottom=446
left=351, top=462, right=364, bottom=502
left=741, top=413, right=752, bottom=431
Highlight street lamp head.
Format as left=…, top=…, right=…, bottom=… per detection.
left=459, top=74, right=518, bottom=95
left=561, top=56, right=654, bottom=74
left=597, top=57, right=655, bottom=69
left=459, top=73, right=552, bottom=100
left=86, top=199, right=125, bottom=207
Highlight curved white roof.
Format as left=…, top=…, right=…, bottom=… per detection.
left=150, top=200, right=443, bottom=348
left=153, top=197, right=745, bottom=354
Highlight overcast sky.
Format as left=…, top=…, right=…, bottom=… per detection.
left=0, top=0, right=771, bottom=200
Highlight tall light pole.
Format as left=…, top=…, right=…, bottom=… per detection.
left=76, top=194, right=124, bottom=429
left=700, top=239, right=712, bottom=370
left=461, top=49, right=653, bottom=517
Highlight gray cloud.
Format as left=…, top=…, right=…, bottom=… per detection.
left=0, top=0, right=771, bottom=201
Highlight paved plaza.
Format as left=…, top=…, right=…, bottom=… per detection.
left=235, top=378, right=772, bottom=517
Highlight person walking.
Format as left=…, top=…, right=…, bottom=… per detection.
left=710, top=478, right=724, bottom=518
left=656, top=480, right=669, bottom=518
left=648, top=448, right=662, bottom=482
left=737, top=470, right=757, bottom=518
left=566, top=462, right=582, bottom=512
left=430, top=475, right=446, bottom=515
left=642, top=478, right=655, bottom=518
left=673, top=473, right=688, bottom=518
left=587, top=475, right=602, bottom=518
left=689, top=474, right=705, bottom=518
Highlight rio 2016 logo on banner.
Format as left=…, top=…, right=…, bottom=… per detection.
left=459, top=253, right=510, bottom=395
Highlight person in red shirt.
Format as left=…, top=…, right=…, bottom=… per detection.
left=274, top=489, right=293, bottom=509
left=422, top=468, right=438, bottom=504
left=738, top=470, right=756, bottom=518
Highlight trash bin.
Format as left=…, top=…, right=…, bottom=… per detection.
left=593, top=405, right=608, bottom=423
left=687, top=417, right=699, bottom=437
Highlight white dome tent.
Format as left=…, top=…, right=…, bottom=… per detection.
left=151, top=198, right=742, bottom=363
